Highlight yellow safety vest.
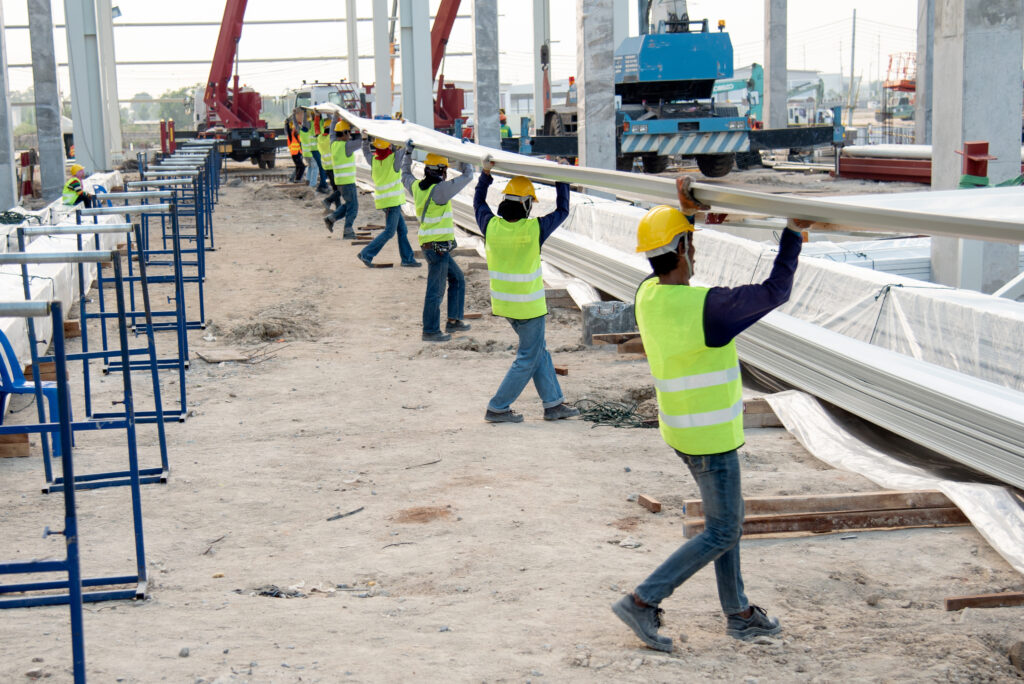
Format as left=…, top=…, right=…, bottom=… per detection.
left=371, top=155, right=404, bottom=209
left=634, top=279, right=744, bottom=456
left=485, top=216, right=546, bottom=319
left=317, top=132, right=333, bottom=170
left=412, top=182, right=454, bottom=245
left=62, top=177, right=82, bottom=205
left=331, top=140, right=356, bottom=185
left=299, top=125, right=312, bottom=158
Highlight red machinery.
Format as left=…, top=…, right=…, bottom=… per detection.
left=432, top=0, right=465, bottom=132
left=199, top=0, right=278, bottom=168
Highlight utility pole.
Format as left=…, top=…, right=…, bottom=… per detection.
left=846, top=9, right=856, bottom=127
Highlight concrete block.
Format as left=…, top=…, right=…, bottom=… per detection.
left=582, top=301, right=636, bottom=345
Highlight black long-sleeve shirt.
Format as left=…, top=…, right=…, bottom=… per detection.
left=473, top=172, right=570, bottom=244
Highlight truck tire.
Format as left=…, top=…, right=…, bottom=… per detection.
left=257, top=159, right=268, bottom=170
left=617, top=155, right=637, bottom=172
left=695, top=154, right=735, bottom=178
left=641, top=155, right=668, bottom=174
left=735, top=151, right=763, bottom=170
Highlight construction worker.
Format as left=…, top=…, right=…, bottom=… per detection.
left=473, top=162, right=579, bottom=423
left=62, top=163, right=93, bottom=208
left=499, top=111, right=512, bottom=139
left=314, top=113, right=333, bottom=194
left=285, top=108, right=305, bottom=183
left=299, top=108, right=318, bottom=190
left=307, top=113, right=327, bottom=192
left=357, top=134, right=419, bottom=267
left=323, top=117, right=362, bottom=237
left=611, top=176, right=809, bottom=653
left=401, top=143, right=475, bottom=342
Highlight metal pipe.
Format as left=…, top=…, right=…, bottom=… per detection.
left=0, top=301, right=51, bottom=317
left=94, top=190, right=173, bottom=200
left=80, top=204, right=171, bottom=215
left=0, top=251, right=116, bottom=264
left=22, top=224, right=134, bottom=236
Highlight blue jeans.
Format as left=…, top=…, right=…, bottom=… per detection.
left=422, top=247, right=465, bottom=333
left=359, top=206, right=415, bottom=264
left=635, top=449, right=749, bottom=615
left=309, top=151, right=327, bottom=190
left=306, top=154, right=319, bottom=188
left=330, top=184, right=359, bottom=233
left=487, top=314, right=563, bottom=412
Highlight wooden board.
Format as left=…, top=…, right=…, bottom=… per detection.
left=743, top=397, right=784, bottom=428
left=553, top=365, right=568, bottom=376
left=944, top=592, right=1024, bottom=611
left=617, top=337, right=646, bottom=354
left=592, top=332, right=640, bottom=345
left=195, top=349, right=251, bottom=364
left=638, top=494, right=662, bottom=514
left=63, top=320, right=82, bottom=339
left=0, top=433, right=31, bottom=458
left=368, top=262, right=394, bottom=269
left=684, top=490, right=953, bottom=519
left=682, top=506, right=968, bottom=538
left=352, top=240, right=372, bottom=246
left=463, top=312, right=483, bottom=320
left=23, top=361, right=65, bottom=382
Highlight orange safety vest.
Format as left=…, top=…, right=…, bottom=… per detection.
left=286, top=121, right=301, bottom=155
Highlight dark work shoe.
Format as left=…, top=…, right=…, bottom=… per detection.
left=342, top=230, right=357, bottom=239
left=726, top=605, right=781, bottom=641
left=611, top=595, right=673, bottom=653
left=544, top=403, right=580, bottom=421
left=323, top=216, right=335, bottom=233
left=484, top=408, right=524, bottom=424
left=400, top=260, right=422, bottom=268
left=321, top=197, right=333, bottom=211
left=445, top=320, right=471, bottom=333
left=422, top=331, right=452, bottom=342
left=357, top=252, right=373, bottom=268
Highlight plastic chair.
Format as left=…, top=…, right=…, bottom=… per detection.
left=0, top=328, right=64, bottom=456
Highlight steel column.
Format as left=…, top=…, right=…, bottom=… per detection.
left=763, top=0, right=788, bottom=131
left=576, top=0, right=616, bottom=171
left=28, top=0, right=67, bottom=202
left=0, top=3, right=18, bottom=210
left=398, top=0, right=432, bottom=128
left=346, top=0, right=360, bottom=85
left=63, top=0, right=109, bottom=171
left=372, top=0, right=393, bottom=117
left=472, top=0, right=500, bottom=149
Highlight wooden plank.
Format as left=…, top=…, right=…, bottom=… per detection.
left=682, top=506, right=968, bottom=538
left=0, top=434, right=31, bottom=458
left=352, top=240, right=372, bottom=246
left=463, top=312, right=483, bottom=320
left=368, top=263, right=394, bottom=269
left=23, top=362, right=65, bottom=381
left=944, top=592, right=1024, bottom=612
left=685, top=490, right=953, bottom=519
left=553, top=365, right=568, bottom=376
left=638, top=494, right=662, bottom=513
left=63, top=320, right=82, bottom=339
left=592, top=332, right=640, bottom=345
left=195, top=349, right=251, bottom=363
left=743, top=398, right=783, bottom=428
left=617, top=337, right=646, bottom=354
left=0, top=433, right=30, bottom=444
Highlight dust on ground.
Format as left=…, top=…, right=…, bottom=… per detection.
left=0, top=168, right=1021, bottom=683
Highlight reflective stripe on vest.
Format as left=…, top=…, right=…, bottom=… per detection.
left=62, top=178, right=81, bottom=205
left=371, top=156, right=404, bottom=209
left=299, top=127, right=312, bottom=157
left=634, top=279, right=744, bottom=456
left=331, top=141, right=356, bottom=184
left=317, top=134, right=333, bottom=170
left=412, top=183, right=455, bottom=244
left=484, top=216, right=546, bottom=319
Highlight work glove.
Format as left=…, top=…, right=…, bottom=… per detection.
left=405, top=139, right=415, bottom=151
left=676, top=176, right=711, bottom=214
left=460, top=160, right=473, bottom=174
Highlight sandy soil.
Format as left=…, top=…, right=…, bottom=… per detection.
left=1, top=168, right=1022, bottom=683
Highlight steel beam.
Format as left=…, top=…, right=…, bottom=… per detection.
left=28, top=0, right=66, bottom=202
left=346, top=0, right=360, bottom=85
left=372, top=0, right=393, bottom=117
left=95, top=0, right=122, bottom=164
left=576, top=0, right=616, bottom=171
left=532, top=0, right=550, bottom=135
left=398, top=0, right=432, bottom=128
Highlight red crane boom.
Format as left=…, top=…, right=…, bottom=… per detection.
left=203, top=0, right=265, bottom=129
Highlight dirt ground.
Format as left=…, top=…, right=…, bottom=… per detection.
left=2, top=166, right=1023, bottom=683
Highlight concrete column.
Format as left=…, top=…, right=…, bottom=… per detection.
left=346, top=0, right=360, bottom=85
left=64, top=0, right=109, bottom=172
left=915, top=0, right=935, bottom=144
left=28, top=0, right=66, bottom=202
left=372, top=0, right=392, bottom=117
left=399, top=0, right=432, bottom=128
left=0, top=3, right=18, bottom=209
left=95, top=0, right=122, bottom=165
left=576, top=0, right=616, bottom=170
left=613, top=0, right=629, bottom=50
left=472, top=0, right=500, bottom=150
left=532, top=0, right=550, bottom=135
left=763, top=0, right=788, bottom=130
left=930, top=0, right=1023, bottom=293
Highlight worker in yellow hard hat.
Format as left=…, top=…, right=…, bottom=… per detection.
left=611, top=176, right=810, bottom=654
left=322, top=115, right=363, bottom=237
left=401, top=141, right=475, bottom=341
left=62, top=163, right=93, bottom=207
left=358, top=132, right=419, bottom=267
left=473, top=160, right=577, bottom=423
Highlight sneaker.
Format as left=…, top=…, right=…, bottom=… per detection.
left=726, top=605, right=781, bottom=641
left=401, top=260, right=422, bottom=268
left=484, top=408, right=524, bottom=424
left=543, top=403, right=580, bottom=421
left=357, top=252, right=373, bottom=268
left=422, top=331, right=452, bottom=342
left=323, top=216, right=335, bottom=233
left=611, top=595, right=673, bottom=653
left=342, top=231, right=357, bottom=239
left=445, top=320, right=472, bottom=333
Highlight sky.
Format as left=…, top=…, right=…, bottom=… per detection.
left=1, top=0, right=918, bottom=100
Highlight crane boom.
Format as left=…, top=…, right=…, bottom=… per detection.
left=204, top=0, right=259, bottom=129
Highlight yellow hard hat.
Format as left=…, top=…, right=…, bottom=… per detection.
left=636, top=205, right=696, bottom=255
left=372, top=138, right=391, bottom=149
left=502, top=176, right=537, bottom=200
left=70, top=163, right=84, bottom=176
left=335, top=119, right=351, bottom=132
left=424, top=153, right=448, bottom=167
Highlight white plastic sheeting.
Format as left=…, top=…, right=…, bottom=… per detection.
left=767, top=390, right=1024, bottom=576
